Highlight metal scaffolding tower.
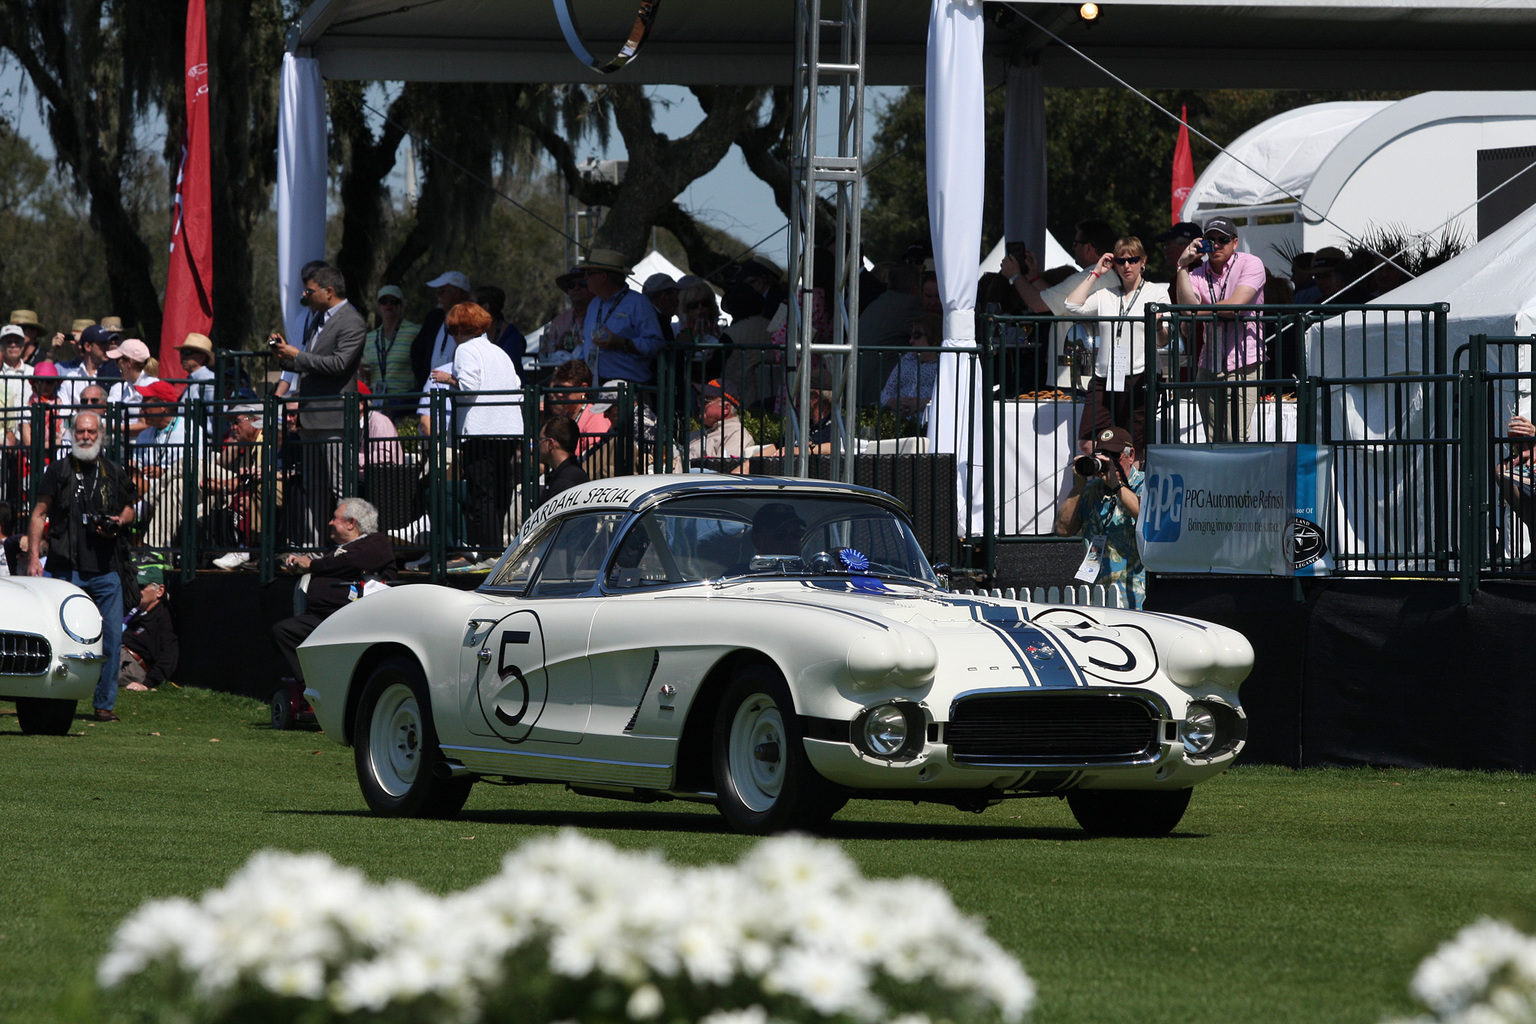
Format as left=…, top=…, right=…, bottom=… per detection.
left=788, top=0, right=866, bottom=481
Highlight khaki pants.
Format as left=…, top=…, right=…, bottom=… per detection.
left=1197, top=362, right=1263, bottom=442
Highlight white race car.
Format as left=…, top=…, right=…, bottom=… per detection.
left=1, top=575, right=107, bottom=734
left=300, top=476, right=1252, bottom=836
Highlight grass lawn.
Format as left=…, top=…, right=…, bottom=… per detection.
left=2, top=686, right=1533, bottom=1024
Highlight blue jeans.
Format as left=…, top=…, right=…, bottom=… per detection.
left=71, top=569, right=124, bottom=712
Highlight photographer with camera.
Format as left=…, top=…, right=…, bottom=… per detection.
left=26, top=410, right=139, bottom=721
left=1054, top=425, right=1146, bottom=609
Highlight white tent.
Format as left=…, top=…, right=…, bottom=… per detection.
left=1311, top=197, right=1536, bottom=384
left=1182, top=92, right=1536, bottom=277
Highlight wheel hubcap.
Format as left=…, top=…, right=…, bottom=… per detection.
left=370, top=682, right=423, bottom=797
left=729, top=694, right=785, bottom=812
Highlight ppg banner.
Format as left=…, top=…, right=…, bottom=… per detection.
left=1139, top=443, right=1334, bottom=576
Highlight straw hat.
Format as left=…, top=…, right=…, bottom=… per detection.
left=8, top=309, right=41, bottom=330
left=177, top=332, right=214, bottom=354
left=580, top=248, right=631, bottom=275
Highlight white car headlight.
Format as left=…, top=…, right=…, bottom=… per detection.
left=60, top=593, right=103, bottom=644
left=1179, top=706, right=1217, bottom=755
left=852, top=701, right=924, bottom=761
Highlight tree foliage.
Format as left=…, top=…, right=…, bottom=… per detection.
left=862, top=86, right=1413, bottom=269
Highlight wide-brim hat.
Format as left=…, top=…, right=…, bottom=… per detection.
left=70, top=318, right=96, bottom=335
left=9, top=309, right=41, bottom=330
left=555, top=266, right=586, bottom=290
left=99, top=316, right=124, bottom=332
left=580, top=248, right=631, bottom=276
left=177, top=332, right=214, bottom=354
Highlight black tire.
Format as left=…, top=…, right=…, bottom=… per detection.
left=270, top=691, right=293, bottom=731
left=1067, top=788, right=1192, bottom=837
left=15, top=697, right=78, bottom=736
left=353, top=655, right=472, bottom=818
left=711, top=665, right=841, bottom=834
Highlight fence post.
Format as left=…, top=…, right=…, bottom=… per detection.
left=980, top=313, right=996, bottom=580
left=260, top=394, right=279, bottom=583
left=181, top=397, right=202, bottom=581
left=1460, top=338, right=1486, bottom=604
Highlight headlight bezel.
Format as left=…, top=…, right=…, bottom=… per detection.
left=60, top=593, right=104, bottom=645
left=850, top=700, right=926, bottom=762
left=1179, top=699, right=1246, bottom=761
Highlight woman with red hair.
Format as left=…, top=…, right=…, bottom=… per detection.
left=430, top=301, right=524, bottom=570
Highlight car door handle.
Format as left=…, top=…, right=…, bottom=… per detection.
left=478, top=648, right=493, bottom=664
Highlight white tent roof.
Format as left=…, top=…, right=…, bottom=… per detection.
left=1181, top=101, right=1390, bottom=213
left=1311, top=197, right=1536, bottom=380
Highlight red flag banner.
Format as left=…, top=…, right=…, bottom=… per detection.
left=1172, top=104, right=1194, bottom=225
left=161, top=0, right=213, bottom=374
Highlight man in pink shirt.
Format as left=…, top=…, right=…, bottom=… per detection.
left=1174, top=215, right=1267, bottom=442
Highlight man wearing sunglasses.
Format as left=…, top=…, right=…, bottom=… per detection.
left=1174, top=215, right=1267, bottom=442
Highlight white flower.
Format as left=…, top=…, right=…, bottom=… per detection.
left=628, top=982, right=665, bottom=1019
left=698, top=1006, right=771, bottom=1024
left=766, top=946, right=876, bottom=1018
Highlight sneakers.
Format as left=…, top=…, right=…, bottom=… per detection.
left=212, top=551, right=251, bottom=570
left=404, top=553, right=432, bottom=572
left=91, top=708, right=120, bottom=723
left=446, top=557, right=495, bottom=573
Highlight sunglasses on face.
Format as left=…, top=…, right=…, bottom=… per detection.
left=1204, top=235, right=1234, bottom=246
left=378, top=297, right=402, bottom=306
left=1113, top=256, right=1143, bottom=265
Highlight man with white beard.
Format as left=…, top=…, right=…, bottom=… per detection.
left=26, top=411, right=139, bottom=721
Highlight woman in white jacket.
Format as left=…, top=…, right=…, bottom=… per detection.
left=1063, top=236, right=1169, bottom=457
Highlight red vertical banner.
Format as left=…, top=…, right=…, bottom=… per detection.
left=161, top=0, right=213, bottom=373
left=1172, top=104, right=1194, bottom=225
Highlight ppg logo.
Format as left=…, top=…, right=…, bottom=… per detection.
left=1142, top=472, right=1184, bottom=542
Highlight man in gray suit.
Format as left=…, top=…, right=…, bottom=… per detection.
left=271, top=263, right=366, bottom=544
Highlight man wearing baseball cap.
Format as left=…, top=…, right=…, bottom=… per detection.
left=60, top=324, right=123, bottom=407
left=576, top=248, right=664, bottom=387
left=410, top=270, right=471, bottom=389
left=687, top=378, right=755, bottom=467
left=1172, top=214, right=1268, bottom=442
left=119, top=561, right=178, bottom=692
left=1054, top=425, right=1146, bottom=609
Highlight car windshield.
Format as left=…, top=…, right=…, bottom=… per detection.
left=603, top=494, right=939, bottom=589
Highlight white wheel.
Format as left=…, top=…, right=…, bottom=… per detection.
left=367, top=682, right=424, bottom=798
left=727, top=692, right=787, bottom=812
left=353, top=656, right=472, bottom=818
left=712, top=666, right=843, bottom=834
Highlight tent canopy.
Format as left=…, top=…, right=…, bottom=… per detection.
left=293, top=0, right=1536, bottom=88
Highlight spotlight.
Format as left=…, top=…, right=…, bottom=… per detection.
left=1079, top=2, right=1100, bottom=20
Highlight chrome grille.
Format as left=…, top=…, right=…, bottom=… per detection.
left=947, top=693, right=1160, bottom=766
left=0, top=631, right=52, bottom=676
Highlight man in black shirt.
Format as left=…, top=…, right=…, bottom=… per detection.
left=538, top=415, right=587, bottom=505
left=271, top=497, right=397, bottom=686
left=26, top=410, right=138, bottom=721
left=121, top=563, right=177, bottom=692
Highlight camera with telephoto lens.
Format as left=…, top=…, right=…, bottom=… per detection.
left=82, top=512, right=119, bottom=537
left=1073, top=450, right=1122, bottom=478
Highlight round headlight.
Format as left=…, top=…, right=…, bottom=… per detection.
left=60, top=593, right=103, bottom=644
left=852, top=702, right=923, bottom=761
left=1180, top=706, right=1218, bottom=755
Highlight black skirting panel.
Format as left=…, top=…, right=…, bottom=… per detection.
left=1148, top=577, right=1536, bottom=772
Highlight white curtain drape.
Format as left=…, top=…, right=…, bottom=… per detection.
left=925, top=0, right=987, bottom=535
left=1003, top=61, right=1047, bottom=256
left=278, top=54, right=328, bottom=347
